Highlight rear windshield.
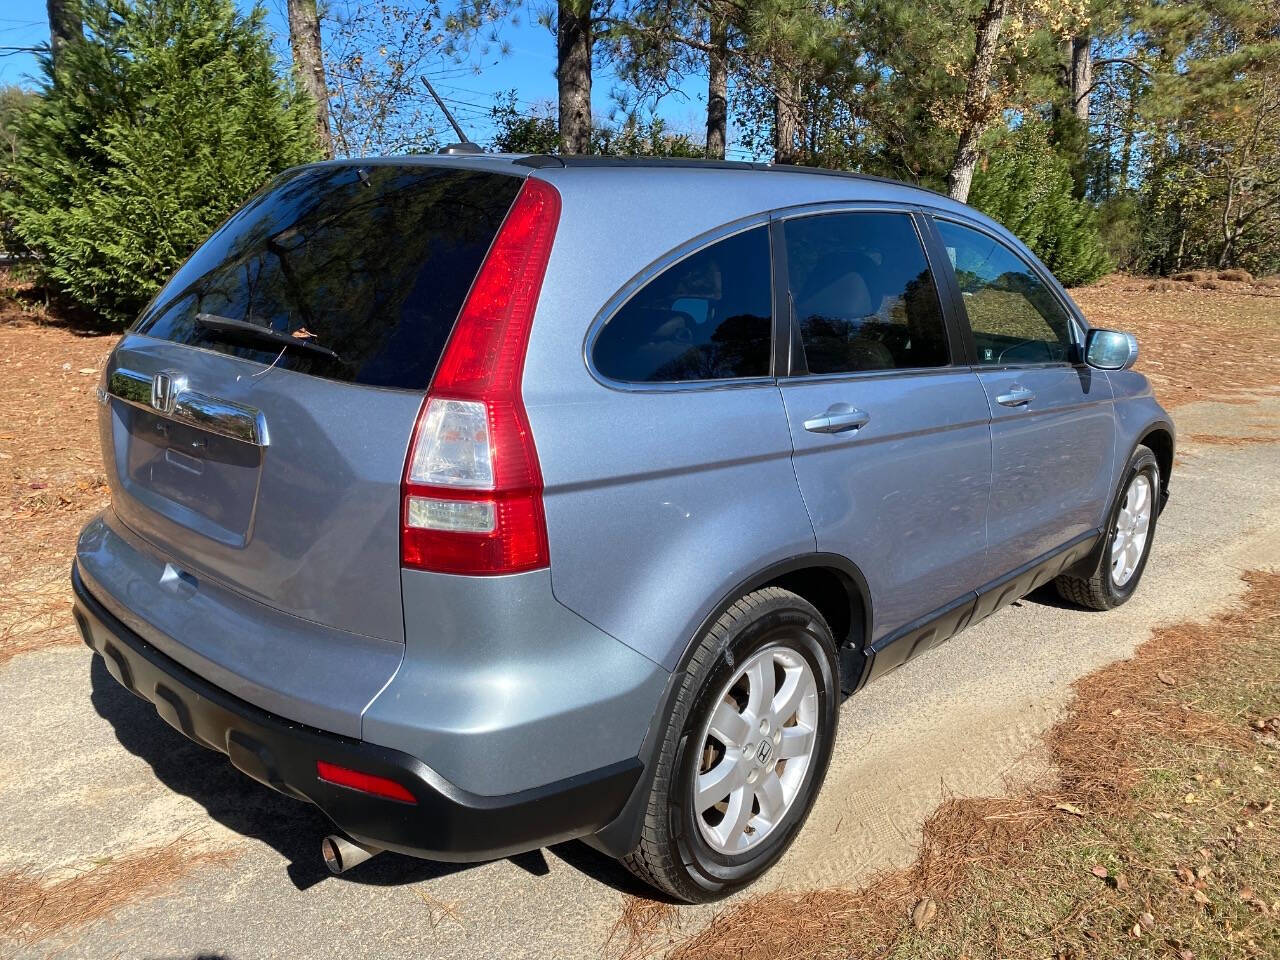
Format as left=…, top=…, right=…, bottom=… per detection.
left=135, top=164, right=523, bottom=389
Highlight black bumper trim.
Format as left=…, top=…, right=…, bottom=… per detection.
left=72, top=562, right=642, bottom=862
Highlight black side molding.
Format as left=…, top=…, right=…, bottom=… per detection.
left=860, top=530, right=1101, bottom=686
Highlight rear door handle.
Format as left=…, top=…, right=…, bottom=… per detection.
left=803, top=408, right=871, bottom=434
left=995, top=385, right=1035, bottom=408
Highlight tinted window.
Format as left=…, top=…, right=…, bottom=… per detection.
left=136, top=165, right=523, bottom=389
left=592, top=227, right=773, bottom=382
left=935, top=220, right=1074, bottom=365
left=783, top=212, right=948, bottom=374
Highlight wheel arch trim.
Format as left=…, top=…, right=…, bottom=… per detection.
left=584, top=551, right=873, bottom=859
left=1135, top=420, right=1175, bottom=507
left=681, top=553, right=873, bottom=681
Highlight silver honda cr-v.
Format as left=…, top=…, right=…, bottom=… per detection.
left=72, top=154, right=1173, bottom=902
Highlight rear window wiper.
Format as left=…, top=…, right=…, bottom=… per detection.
left=194, top=313, right=341, bottom=363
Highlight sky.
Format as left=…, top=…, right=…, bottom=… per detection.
left=0, top=0, right=749, bottom=157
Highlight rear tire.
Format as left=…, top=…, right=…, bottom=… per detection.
left=621, top=587, right=839, bottom=903
left=1055, top=445, right=1160, bottom=611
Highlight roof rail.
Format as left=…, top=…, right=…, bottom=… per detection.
left=510, top=154, right=944, bottom=197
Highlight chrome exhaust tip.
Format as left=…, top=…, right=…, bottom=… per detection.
left=321, top=834, right=382, bottom=875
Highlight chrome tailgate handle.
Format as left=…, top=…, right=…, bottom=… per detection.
left=106, top=368, right=269, bottom=446
left=995, top=385, right=1035, bottom=408
left=803, top=407, right=871, bottom=434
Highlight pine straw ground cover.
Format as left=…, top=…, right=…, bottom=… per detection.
left=1070, top=274, right=1280, bottom=409
left=0, top=267, right=114, bottom=666
left=611, top=572, right=1280, bottom=960
left=0, top=837, right=236, bottom=946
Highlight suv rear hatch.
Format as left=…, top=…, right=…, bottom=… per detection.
left=89, top=162, right=524, bottom=722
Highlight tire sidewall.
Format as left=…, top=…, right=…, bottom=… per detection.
left=1101, top=447, right=1160, bottom=605
left=668, top=599, right=838, bottom=897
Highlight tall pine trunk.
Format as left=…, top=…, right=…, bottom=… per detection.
left=947, top=0, right=1008, bottom=202
left=1069, top=33, right=1092, bottom=125
left=45, top=0, right=82, bottom=72
left=558, top=1, right=593, bottom=154
left=1119, top=92, right=1137, bottom=189
left=287, top=0, right=333, bottom=160
left=774, top=74, right=801, bottom=164
left=706, top=7, right=728, bottom=160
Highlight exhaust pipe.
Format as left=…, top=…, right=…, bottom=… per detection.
left=321, top=834, right=382, bottom=875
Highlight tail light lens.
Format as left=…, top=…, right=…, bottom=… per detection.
left=401, top=177, right=560, bottom=575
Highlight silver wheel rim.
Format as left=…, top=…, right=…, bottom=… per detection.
left=1110, top=473, right=1152, bottom=587
left=692, top=643, right=819, bottom=855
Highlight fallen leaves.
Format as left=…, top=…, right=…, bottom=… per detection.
left=910, top=897, right=937, bottom=930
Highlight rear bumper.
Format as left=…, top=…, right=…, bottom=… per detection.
left=72, top=562, right=641, bottom=862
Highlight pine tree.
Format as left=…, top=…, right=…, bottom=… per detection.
left=970, top=119, right=1109, bottom=285
left=4, top=0, right=319, bottom=325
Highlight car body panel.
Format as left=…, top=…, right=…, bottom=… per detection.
left=363, top=568, right=669, bottom=795
left=977, top=364, right=1116, bottom=579
left=76, top=510, right=402, bottom=737
left=778, top=370, right=992, bottom=643
left=101, top=336, right=422, bottom=645
left=525, top=380, right=816, bottom=672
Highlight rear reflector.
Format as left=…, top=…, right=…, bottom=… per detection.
left=401, top=177, right=559, bottom=575
left=316, top=761, right=417, bottom=804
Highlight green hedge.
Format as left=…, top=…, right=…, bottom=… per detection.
left=970, top=121, right=1110, bottom=288
left=3, top=0, right=320, bottom=325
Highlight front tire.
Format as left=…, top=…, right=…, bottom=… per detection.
left=1056, top=444, right=1160, bottom=610
left=621, top=587, right=839, bottom=903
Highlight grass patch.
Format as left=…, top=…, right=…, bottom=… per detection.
left=666, top=572, right=1280, bottom=960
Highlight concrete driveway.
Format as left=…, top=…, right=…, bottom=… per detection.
left=2, top=394, right=1278, bottom=959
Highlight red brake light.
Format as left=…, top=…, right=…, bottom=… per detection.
left=400, top=177, right=560, bottom=575
left=316, top=761, right=417, bottom=804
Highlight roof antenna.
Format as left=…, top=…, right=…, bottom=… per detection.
left=421, top=77, right=483, bottom=155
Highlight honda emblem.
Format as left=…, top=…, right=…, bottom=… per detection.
left=150, top=371, right=180, bottom=414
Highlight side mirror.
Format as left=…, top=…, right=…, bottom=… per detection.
left=1085, top=328, right=1139, bottom=370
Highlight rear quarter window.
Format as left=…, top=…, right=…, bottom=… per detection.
left=591, top=226, right=773, bottom=384
left=135, top=165, right=523, bottom=390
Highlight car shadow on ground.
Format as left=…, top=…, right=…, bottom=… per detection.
left=1020, top=582, right=1087, bottom=611
left=87, top=656, right=651, bottom=898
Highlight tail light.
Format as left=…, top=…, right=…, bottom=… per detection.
left=400, top=177, right=560, bottom=575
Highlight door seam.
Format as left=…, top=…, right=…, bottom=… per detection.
left=775, top=384, right=820, bottom=554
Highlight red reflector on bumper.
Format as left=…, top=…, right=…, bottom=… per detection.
left=316, top=761, right=417, bottom=804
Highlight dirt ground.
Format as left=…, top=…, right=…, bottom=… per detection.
left=0, top=271, right=1277, bottom=957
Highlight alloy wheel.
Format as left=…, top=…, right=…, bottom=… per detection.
left=691, top=643, right=820, bottom=855
left=1111, top=473, right=1152, bottom=587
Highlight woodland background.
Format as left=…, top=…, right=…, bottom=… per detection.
left=1, top=0, right=1277, bottom=324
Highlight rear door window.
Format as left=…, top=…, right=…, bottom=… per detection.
left=591, top=226, right=773, bottom=383
left=782, top=211, right=950, bottom=374
left=135, top=165, right=523, bottom=390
